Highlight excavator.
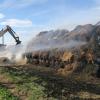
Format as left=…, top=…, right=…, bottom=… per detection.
left=0, top=25, right=21, bottom=45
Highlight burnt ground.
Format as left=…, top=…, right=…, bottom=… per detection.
left=0, top=64, right=100, bottom=100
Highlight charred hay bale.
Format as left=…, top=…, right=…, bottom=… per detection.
left=35, top=51, right=47, bottom=65
left=41, top=51, right=47, bottom=61
left=25, top=50, right=75, bottom=68
left=26, top=51, right=39, bottom=64
left=78, top=51, right=87, bottom=65
left=25, top=52, right=32, bottom=58
left=96, top=67, right=100, bottom=78
left=78, top=49, right=95, bottom=66
left=25, top=52, right=32, bottom=63
left=34, top=53, right=40, bottom=64
left=38, top=52, right=44, bottom=64
left=86, top=49, right=94, bottom=64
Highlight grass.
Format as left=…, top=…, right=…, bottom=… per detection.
left=0, top=84, right=18, bottom=100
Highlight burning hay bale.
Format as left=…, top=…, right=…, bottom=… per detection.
left=61, top=51, right=75, bottom=64
left=25, top=49, right=76, bottom=69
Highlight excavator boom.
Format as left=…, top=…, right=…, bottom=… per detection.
left=0, top=25, right=21, bottom=45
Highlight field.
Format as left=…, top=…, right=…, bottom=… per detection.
left=0, top=63, right=100, bottom=100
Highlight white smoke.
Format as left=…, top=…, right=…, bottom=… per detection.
left=27, top=31, right=87, bottom=51
left=0, top=44, right=27, bottom=65
left=0, top=26, right=91, bottom=65
left=26, top=28, right=91, bottom=52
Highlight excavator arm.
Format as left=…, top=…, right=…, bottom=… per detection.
left=0, top=25, right=21, bottom=45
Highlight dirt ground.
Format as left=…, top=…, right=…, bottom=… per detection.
left=0, top=64, right=100, bottom=100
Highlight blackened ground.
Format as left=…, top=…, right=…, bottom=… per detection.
left=0, top=63, right=100, bottom=100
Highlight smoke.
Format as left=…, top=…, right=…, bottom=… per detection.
left=0, top=26, right=90, bottom=65
left=27, top=29, right=87, bottom=52
left=27, top=40, right=87, bottom=52
left=0, top=44, right=27, bottom=65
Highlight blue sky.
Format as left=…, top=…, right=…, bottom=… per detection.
left=0, top=0, right=100, bottom=44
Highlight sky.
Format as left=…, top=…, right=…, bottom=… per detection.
left=0, top=0, right=100, bottom=44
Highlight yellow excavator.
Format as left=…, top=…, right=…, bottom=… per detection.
left=0, top=25, right=21, bottom=45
